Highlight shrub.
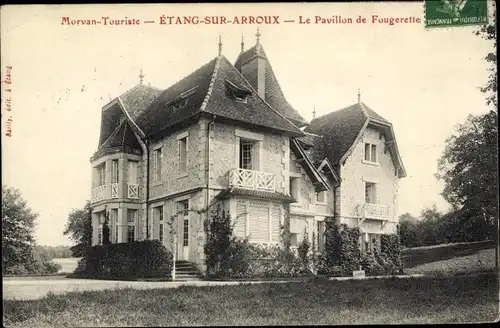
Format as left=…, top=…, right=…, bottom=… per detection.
left=77, top=240, right=173, bottom=280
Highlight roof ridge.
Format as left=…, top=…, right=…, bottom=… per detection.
left=310, top=103, right=356, bottom=122
left=222, top=56, right=304, bottom=136
left=200, top=55, right=223, bottom=112
left=358, top=101, right=370, bottom=120
left=303, top=131, right=323, bottom=138
left=98, top=119, right=124, bottom=150
left=117, top=96, right=146, bottom=139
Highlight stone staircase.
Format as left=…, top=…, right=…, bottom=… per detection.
left=173, top=261, right=203, bottom=281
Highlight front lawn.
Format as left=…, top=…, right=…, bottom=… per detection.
left=3, top=273, right=498, bottom=326
left=405, top=248, right=496, bottom=276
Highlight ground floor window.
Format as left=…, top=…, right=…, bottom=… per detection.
left=290, top=233, right=298, bottom=247
left=159, top=223, right=163, bottom=243
left=127, top=209, right=137, bottom=243
left=183, top=219, right=189, bottom=246
left=363, top=233, right=381, bottom=254
left=127, top=226, right=135, bottom=243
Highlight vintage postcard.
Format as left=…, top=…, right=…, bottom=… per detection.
left=1, top=2, right=498, bottom=326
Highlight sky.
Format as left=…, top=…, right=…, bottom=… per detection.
left=1, top=3, right=496, bottom=246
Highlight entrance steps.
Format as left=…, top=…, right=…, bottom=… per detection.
left=173, top=261, right=203, bottom=281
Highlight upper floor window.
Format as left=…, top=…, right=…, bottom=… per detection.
left=316, top=191, right=326, bottom=203
left=111, top=159, right=119, bottom=183
left=365, top=182, right=377, bottom=204
left=179, top=137, right=188, bottom=174
left=364, top=143, right=377, bottom=163
left=240, top=140, right=255, bottom=170
left=290, top=177, right=300, bottom=200
left=127, top=160, right=138, bottom=184
left=97, top=164, right=106, bottom=187
left=153, top=148, right=162, bottom=181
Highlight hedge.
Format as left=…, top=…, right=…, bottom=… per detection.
left=75, top=240, right=173, bottom=280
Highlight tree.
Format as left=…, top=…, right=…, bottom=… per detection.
left=64, top=201, right=93, bottom=257
left=436, top=111, right=498, bottom=240
left=475, top=11, right=497, bottom=107
left=398, top=213, right=419, bottom=248
left=2, top=185, right=38, bottom=273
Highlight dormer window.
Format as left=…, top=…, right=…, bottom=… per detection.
left=225, top=79, right=251, bottom=103
left=167, top=86, right=198, bottom=111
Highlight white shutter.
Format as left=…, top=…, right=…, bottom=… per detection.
left=235, top=200, right=247, bottom=238
left=271, top=204, right=280, bottom=242
left=249, top=201, right=269, bottom=242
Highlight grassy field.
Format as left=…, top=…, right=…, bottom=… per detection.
left=406, top=248, right=496, bottom=276
left=3, top=274, right=498, bottom=326
left=401, top=240, right=495, bottom=268
left=51, top=258, right=80, bottom=274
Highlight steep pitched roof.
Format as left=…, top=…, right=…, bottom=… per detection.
left=92, top=119, right=143, bottom=159
left=305, top=102, right=406, bottom=178
left=134, top=55, right=304, bottom=138
left=120, top=84, right=163, bottom=121
left=135, top=58, right=218, bottom=137
left=235, top=44, right=308, bottom=127
left=305, top=102, right=367, bottom=165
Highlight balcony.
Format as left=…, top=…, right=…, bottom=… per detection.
left=91, top=183, right=140, bottom=203
left=229, top=168, right=276, bottom=191
left=363, top=203, right=390, bottom=220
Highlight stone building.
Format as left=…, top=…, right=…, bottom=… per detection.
left=89, top=32, right=406, bottom=272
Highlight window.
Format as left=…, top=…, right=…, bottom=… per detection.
left=155, top=206, right=164, bottom=241
left=364, top=233, right=381, bottom=254
left=365, top=182, right=377, bottom=204
left=364, top=143, right=377, bottom=163
left=316, top=191, right=326, bottom=203
left=240, top=140, right=255, bottom=170
left=183, top=219, right=189, bottom=246
left=235, top=95, right=247, bottom=103
left=290, top=233, right=298, bottom=247
left=127, top=209, right=137, bottom=243
left=176, top=200, right=189, bottom=216
left=128, top=160, right=138, bottom=184
left=153, top=148, right=162, bottom=181
left=111, top=159, right=119, bottom=183
left=111, top=209, right=118, bottom=243
left=97, top=164, right=105, bottom=186
left=98, top=227, right=103, bottom=245
left=179, top=137, right=188, bottom=174
left=290, top=177, right=300, bottom=200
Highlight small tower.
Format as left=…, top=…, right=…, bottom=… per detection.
left=241, top=35, right=245, bottom=53
left=357, top=88, right=361, bottom=103
left=313, top=107, right=316, bottom=119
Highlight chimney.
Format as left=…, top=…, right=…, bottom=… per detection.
left=238, top=28, right=267, bottom=99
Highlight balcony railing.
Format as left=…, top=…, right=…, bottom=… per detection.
left=91, top=183, right=140, bottom=203
left=363, top=203, right=390, bottom=220
left=229, top=168, right=276, bottom=191
left=91, top=185, right=107, bottom=203
left=127, top=183, right=139, bottom=199
left=111, top=183, right=119, bottom=198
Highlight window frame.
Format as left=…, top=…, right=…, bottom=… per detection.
left=365, top=182, right=377, bottom=204
left=127, top=209, right=137, bottom=243
left=111, top=159, right=119, bottom=183
left=316, top=190, right=326, bottom=204
left=178, top=137, right=188, bottom=175
left=153, top=148, right=162, bottom=181
left=239, top=139, right=255, bottom=170
left=363, top=142, right=378, bottom=164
